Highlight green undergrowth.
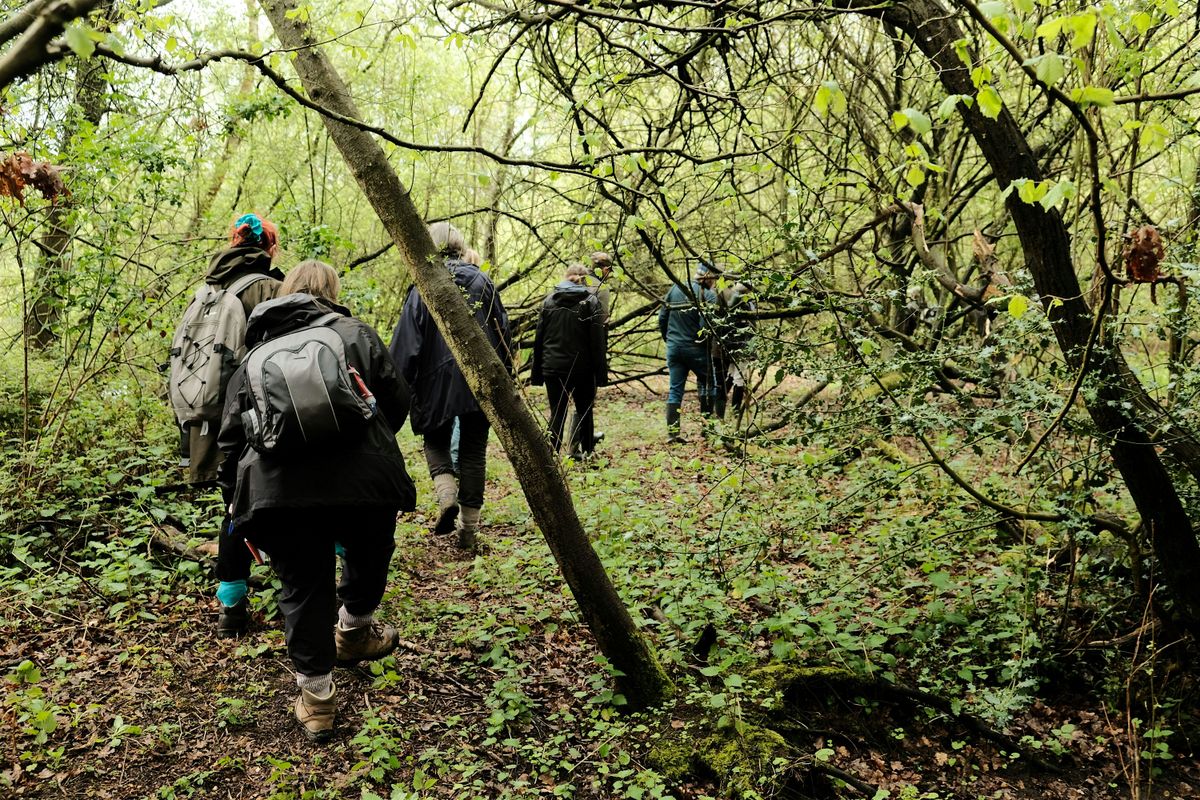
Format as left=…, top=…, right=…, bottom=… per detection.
left=2, top=349, right=1196, bottom=798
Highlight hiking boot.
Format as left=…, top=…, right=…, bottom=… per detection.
left=217, top=599, right=249, bottom=639
left=335, top=620, right=399, bottom=665
left=294, top=685, right=336, bottom=743
left=456, top=506, right=481, bottom=550
left=432, top=473, right=459, bottom=535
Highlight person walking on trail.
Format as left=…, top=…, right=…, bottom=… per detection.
left=531, top=263, right=609, bottom=459
left=167, top=213, right=284, bottom=640
left=389, top=222, right=513, bottom=549
left=217, top=260, right=415, bottom=743
left=658, top=261, right=718, bottom=443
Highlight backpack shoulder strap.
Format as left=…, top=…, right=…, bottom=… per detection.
left=226, top=272, right=272, bottom=297
left=313, top=312, right=343, bottom=329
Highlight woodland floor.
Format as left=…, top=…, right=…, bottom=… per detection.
left=2, top=383, right=1199, bottom=799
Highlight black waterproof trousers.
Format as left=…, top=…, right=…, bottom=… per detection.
left=248, top=507, right=397, bottom=677
left=423, top=412, right=490, bottom=509
left=545, top=373, right=596, bottom=455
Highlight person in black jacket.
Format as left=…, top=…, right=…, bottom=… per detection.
left=531, top=264, right=608, bottom=458
left=176, top=214, right=285, bottom=640
left=389, top=222, right=512, bottom=548
left=218, top=261, right=415, bottom=743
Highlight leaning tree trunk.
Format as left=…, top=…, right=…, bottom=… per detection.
left=260, top=0, right=673, bottom=708
left=837, top=0, right=1200, bottom=636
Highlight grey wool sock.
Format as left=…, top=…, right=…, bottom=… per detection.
left=459, top=505, right=481, bottom=531
left=296, top=672, right=333, bottom=699
left=338, top=605, right=373, bottom=630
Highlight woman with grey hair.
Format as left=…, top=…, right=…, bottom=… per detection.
left=388, top=222, right=513, bottom=547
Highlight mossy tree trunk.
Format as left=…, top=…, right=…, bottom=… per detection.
left=259, top=0, right=673, bottom=709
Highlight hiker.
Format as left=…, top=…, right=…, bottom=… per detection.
left=389, top=222, right=513, bottom=549
left=712, top=279, right=756, bottom=419
left=167, top=213, right=284, bottom=639
left=217, top=259, right=415, bottom=743
left=531, top=263, right=608, bottom=459
left=658, top=261, right=718, bottom=442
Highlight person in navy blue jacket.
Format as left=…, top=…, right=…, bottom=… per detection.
left=389, top=222, right=512, bottom=547
left=658, top=262, right=718, bottom=442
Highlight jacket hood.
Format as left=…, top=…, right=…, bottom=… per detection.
left=245, top=293, right=351, bottom=347
left=549, top=281, right=590, bottom=305
left=205, top=246, right=284, bottom=285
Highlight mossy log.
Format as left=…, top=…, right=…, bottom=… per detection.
left=648, top=665, right=1063, bottom=799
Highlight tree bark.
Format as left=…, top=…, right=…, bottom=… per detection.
left=259, top=0, right=673, bottom=708
left=0, top=0, right=102, bottom=91
left=837, top=0, right=1200, bottom=635
left=24, top=10, right=108, bottom=347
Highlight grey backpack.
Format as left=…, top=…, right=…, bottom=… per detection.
left=240, top=313, right=377, bottom=454
left=168, top=273, right=270, bottom=423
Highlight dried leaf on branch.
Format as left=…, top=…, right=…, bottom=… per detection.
left=1123, top=224, right=1164, bottom=284
left=0, top=152, right=69, bottom=205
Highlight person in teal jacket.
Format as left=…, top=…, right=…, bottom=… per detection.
left=658, top=262, right=718, bottom=442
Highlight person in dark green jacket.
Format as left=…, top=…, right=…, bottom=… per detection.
left=658, top=261, right=718, bottom=442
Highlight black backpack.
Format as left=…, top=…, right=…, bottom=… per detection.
left=240, top=312, right=376, bottom=454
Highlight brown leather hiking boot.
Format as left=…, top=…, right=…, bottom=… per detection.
left=335, top=620, right=399, bottom=665
left=294, top=685, right=336, bottom=743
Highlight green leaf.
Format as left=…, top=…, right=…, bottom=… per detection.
left=814, top=748, right=835, bottom=762
left=1064, top=12, right=1097, bottom=49
left=1036, top=17, right=1065, bottom=40
left=1013, top=0, right=1034, bottom=12
left=1008, top=294, right=1030, bottom=319
left=977, top=1, right=1007, bottom=18
left=937, top=94, right=970, bottom=118
left=65, top=24, right=96, bottom=58
left=815, top=80, right=846, bottom=116
left=1034, top=51, right=1065, bottom=86
left=1132, top=11, right=1153, bottom=34
left=900, top=107, right=933, bottom=135
left=904, top=164, right=926, bottom=187
left=891, top=111, right=909, bottom=131
left=977, top=85, right=1003, bottom=119
left=1017, top=179, right=1048, bottom=204
left=1039, top=179, right=1076, bottom=210
left=1071, top=86, right=1115, bottom=107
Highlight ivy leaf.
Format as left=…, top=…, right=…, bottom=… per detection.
left=1034, top=51, right=1065, bottom=86
left=1008, top=294, right=1030, bottom=319
left=65, top=24, right=96, bottom=58
left=977, top=85, right=1003, bottom=119
left=1072, top=86, right=1115, bottom=107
